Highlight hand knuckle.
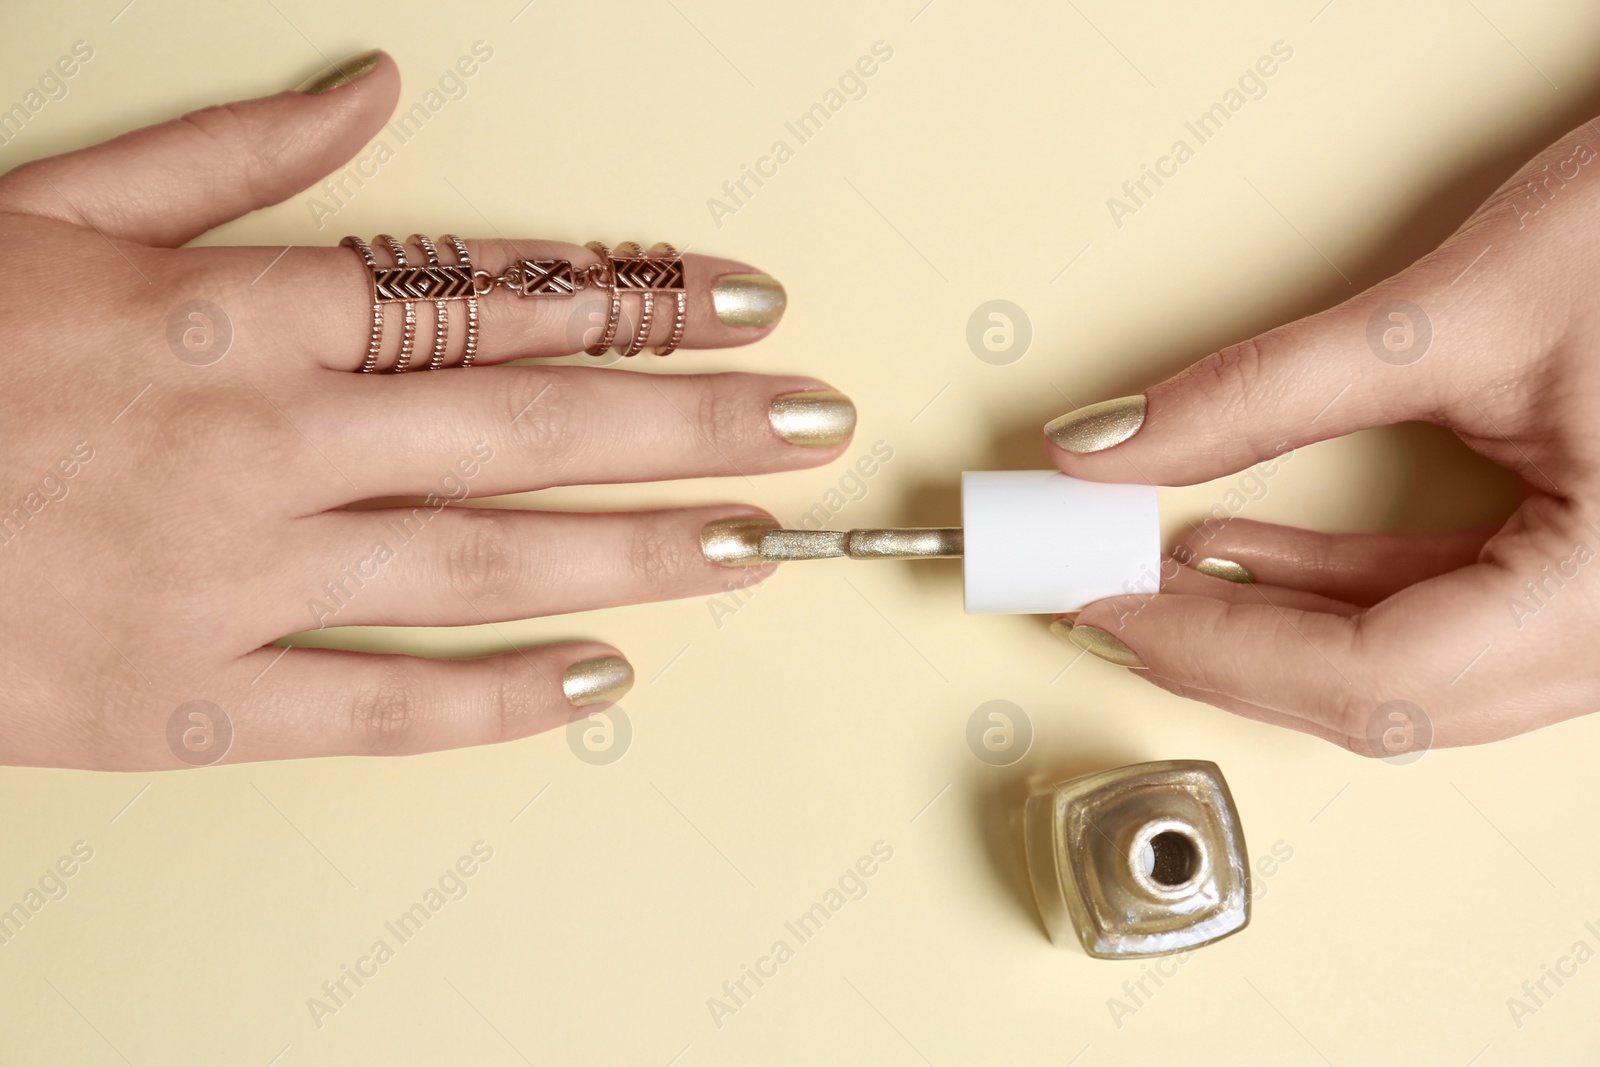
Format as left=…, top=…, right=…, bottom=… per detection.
left=147, top=387, right=297, bottom=475
left=171, top=104, right=271, bottom=204
left=349, top=666, right=425, bottom=753
left=1319, top=628, right=1383, bottom=754
left=173, top=102, right=249, bottom=145
left=441, top=514, right=519, bottom=602
left=1326, top=691, right=1374, bottom=755
left=1201, top=336, right=1272, bottom=417
left=698, top=377, right=760, bottom=461
left=502, top=371, right=580, bottom=464
left=489, top=661, right=541, bottom=742
left=629, top=515, right=696, bottom=584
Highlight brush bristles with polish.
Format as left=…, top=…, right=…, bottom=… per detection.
left=758, top=530, right=849, bottom=561
left=755, top=527, right=963, bottom=562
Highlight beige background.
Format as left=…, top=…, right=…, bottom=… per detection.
left=2, top=0, right=1597, bottom=1063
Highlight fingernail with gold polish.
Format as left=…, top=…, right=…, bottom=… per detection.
left=712, top=274, right=786, bottom=328
left=769, top=389, right=855, bottom=448
left=1193, top=557, right=1254, bottom=584
left=563, top=655, right=634, bottom=707
left=1065, top=625, right=1147, bottom=669
left=1048, top=615, right=1079, bottom=643
left=1044, top=395, right=1147, bottom=454
left=701, top=516, right=781, bottom=567
left=297, top=49, right=385, bottom=94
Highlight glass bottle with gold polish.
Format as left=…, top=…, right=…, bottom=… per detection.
left=1024, top=760, right=1250, bottom=958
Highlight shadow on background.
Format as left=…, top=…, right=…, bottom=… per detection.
left=969, top=746, right=1144, bottom=945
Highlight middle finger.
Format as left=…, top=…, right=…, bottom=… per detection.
left=286, top=367, right=856, bottom=502
left=275, top=504, right=775, bottom=631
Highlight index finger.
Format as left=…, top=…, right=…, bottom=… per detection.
left=196, top=237, right=786, bottom=372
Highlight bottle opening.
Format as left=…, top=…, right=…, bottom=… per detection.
left=1141, top=829, right=1201, bottom=888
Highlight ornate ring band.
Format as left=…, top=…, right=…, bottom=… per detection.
left=650, top=243, right=687, bottom=357
left=341, top=235, right=685, bottom=372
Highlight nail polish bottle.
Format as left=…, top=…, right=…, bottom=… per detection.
left=1024, top=760, right=1250, bottom=958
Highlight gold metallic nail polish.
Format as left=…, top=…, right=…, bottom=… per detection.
left=1044, top=395, right=1147, bottom=454
left=1047, top=617, right=1076, bottom=643
left=1024, top=760, right=1250, bottom=957
left=297, top=49, right=384, bottom=94
left=758, top=529, right=848, bottom=561
left=742, top=527, right=963, bottom=563
left=700, top=516, right=781, bottom=567
left=768, top=390, right=856, bottom=448
left=562, top=655, right=634, bottom=707
left=1193, top=557, right=1254, bottom=584
left=704, top=519, right=960, bottom=568
left=711, top=274, right=786, bottom=328
left=1066, top=625, right=1146, bottom=669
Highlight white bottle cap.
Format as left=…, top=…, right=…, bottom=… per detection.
left=961, top=471, right=1160, bottom=614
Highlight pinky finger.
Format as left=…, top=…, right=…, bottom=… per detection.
left=221, top=642, right=632, bottom=762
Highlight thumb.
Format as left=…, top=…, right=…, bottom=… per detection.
left=0, top=49, right=399, bottom=247
left=1041, top=260, right=1473, bottom=486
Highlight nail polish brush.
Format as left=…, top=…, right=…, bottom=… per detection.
left=705, top=471, right=1161, bottom=614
